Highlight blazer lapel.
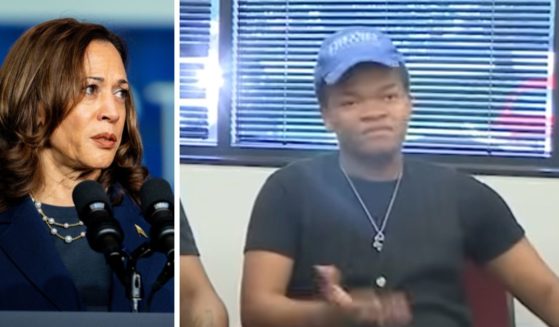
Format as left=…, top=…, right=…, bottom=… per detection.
left=0, top=198, right=81, bottom=310
left=116, top=196, right=150, bottom=252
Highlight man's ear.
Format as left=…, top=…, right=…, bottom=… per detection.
left=404, top=93, right=413, bottom=115
left=324, top=119, right=334, bottom=131
left=407, top=92, right=414, bottom=104
left=320, top=107, right=334, bottom=131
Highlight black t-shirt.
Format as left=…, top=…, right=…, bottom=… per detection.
left=40, top=204, right=111, bottom=311
left=180, top=203, right=199, bottom=256
left=244, top=153, right=524, bottom=327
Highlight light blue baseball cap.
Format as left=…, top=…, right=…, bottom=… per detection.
left=314, top=27, right=405, bottom=88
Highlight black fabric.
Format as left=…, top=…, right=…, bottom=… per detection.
left=40, top=204, right=111, bottom=311
left=0, top=192, right=173, bottom=312
left=349, top=177, right=398, bottom=226
left=244, top=152, right=525, bottom=327
left=180, top=203, right=199, bottom=256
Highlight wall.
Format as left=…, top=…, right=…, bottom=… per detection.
left=181, top=164, right=559, bottom=327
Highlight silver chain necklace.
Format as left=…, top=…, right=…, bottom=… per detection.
left=30, top=195, right=86, bottom=244
left=339, top=163, right=403, bottom=252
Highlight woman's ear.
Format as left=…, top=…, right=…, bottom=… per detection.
left=36, top=105, right=46, bottom=127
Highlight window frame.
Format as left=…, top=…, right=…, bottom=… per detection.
left=181, top=0, right=559, bottom=178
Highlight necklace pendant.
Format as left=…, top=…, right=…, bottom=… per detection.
left=372, top=232, right=384, bottom=252
left=375, top=276, right=387, bottom=288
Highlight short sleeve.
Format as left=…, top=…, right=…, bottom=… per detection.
left=459, top=175, right=525, bottom=264
left=244, top=172, right=299, bottom=258
left=180, top=202, right=199, bottom=256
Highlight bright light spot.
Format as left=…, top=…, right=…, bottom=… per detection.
left=210, top=20, right=219, bottom=36
left=193, top=51, right=222, bottom=128
left=195, top=59, right=223, bottom=90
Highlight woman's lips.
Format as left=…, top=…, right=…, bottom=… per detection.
left=91, top=133, right=117, bottom=149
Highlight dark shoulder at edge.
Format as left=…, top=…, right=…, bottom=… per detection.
left=267, top=152, right=337, bottom=183
left=404, top=156, right=479, bottom=186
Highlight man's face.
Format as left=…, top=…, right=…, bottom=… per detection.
left=321, top=64, right=411, bottom=159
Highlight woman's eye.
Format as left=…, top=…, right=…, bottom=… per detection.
left=84, top=84, right=98, bottom=96
left=115, top=89, right=129, bottom=100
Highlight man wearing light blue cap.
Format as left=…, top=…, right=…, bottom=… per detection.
left=241, top=27, right=559, bottom=327
left=314, top=27, right=404, bottom=86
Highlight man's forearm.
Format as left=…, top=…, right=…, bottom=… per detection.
left=242, top=295, right=348, bottom=327
left=516, top=276, right=559, bottom=327
left=538, top=283, right=559, bottom=327
left=181, top=296, right=228, bottom=327
left=187, top=308, right=216, bottom=327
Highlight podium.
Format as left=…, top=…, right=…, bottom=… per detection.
left=0, top=311, right=173, bottom=327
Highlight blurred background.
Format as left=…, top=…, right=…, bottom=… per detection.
left=0, top=0, right=174, bottom=187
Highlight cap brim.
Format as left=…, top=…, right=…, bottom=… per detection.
left=324, top=53, right=401, bottom=85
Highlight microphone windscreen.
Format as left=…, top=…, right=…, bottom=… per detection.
left=140, top=178, right=174, bottom=217
left=72, top=180, right=112, bottom=224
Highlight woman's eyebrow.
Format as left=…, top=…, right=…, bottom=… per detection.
left=87, top=76, right=129, bottom=86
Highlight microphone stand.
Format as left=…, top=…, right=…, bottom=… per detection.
left=146, top=250, right=174, bottom=311
left=106, top=241, right=172, bottom=312
left=127, top=242, right=154, bottom=312
left=124, top=242, right=174, bottom=312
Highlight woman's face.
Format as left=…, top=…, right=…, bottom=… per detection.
left=45, top=40, right=128, bottom=173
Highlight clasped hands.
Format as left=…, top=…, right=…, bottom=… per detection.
left=315, top=265, right=412, bottom=327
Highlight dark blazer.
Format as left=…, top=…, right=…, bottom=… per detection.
left=0, top=193, right=173, bottom=312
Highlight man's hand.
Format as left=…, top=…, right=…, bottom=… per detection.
left=315, top=265, right=412, bottom=326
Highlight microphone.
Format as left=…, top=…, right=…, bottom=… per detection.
left=139, top=178, right=174, bottom=257
left=139, top=178, right=175, bottom=309
left=72, top=180, right=127, bottom=285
